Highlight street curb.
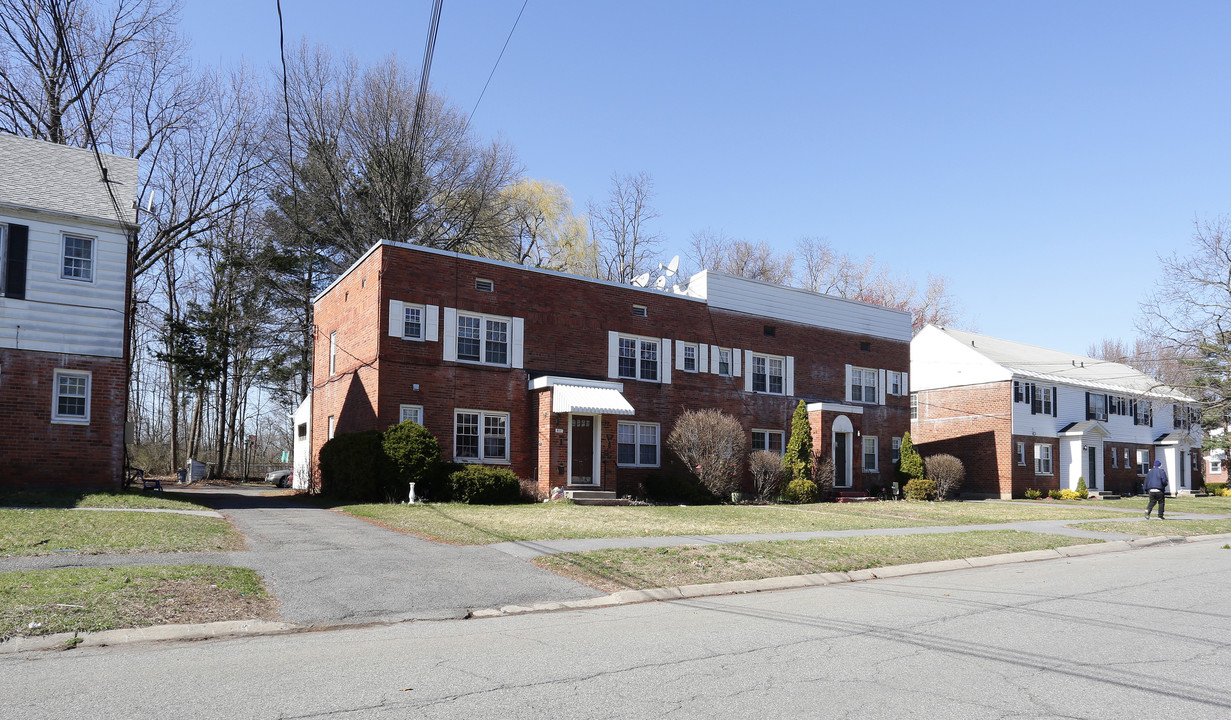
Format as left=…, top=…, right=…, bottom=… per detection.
left=3, top=532, right=1228, bottom=653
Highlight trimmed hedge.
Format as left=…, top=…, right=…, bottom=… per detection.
left=904, top=477, right=938, bottom=501
left=450, top=465, right=522, bottom=504
left=783, top=478, right=819, bottom=504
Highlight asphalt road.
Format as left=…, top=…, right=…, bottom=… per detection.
left=4, top=538, right=1229, bottom=719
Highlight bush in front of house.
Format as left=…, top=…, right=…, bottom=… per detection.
left=318, top=430, right=398, bottom=502
left=667, top=409, right=748, bottom=498
left=1048, top=489, right=1063, bottom=500
left=383, top=420, right=446, bottom=500
left=782, top=401, right=813, bottom=485
left=642, top=472, right=717, bottom=505
left=904, top=477, right=938, bottom=501
left=750, top=450, right=784, bottom=501
left=813, top=455, right=835, bottom=499
left=897, top=432, right=923, bottom=485
left=1075, top=477, right=1089, bottom=499
left=449, top=465, right=522, bottom=504
left=1057, top=489, right=1082, bottom=500
left=1207, top=482, right=1227, bottom=495
left=783, top=477, right=819, bottom=504
left=1024, top=488, right=1043, bottom=499
left=924, top=454, right=964, bottom=500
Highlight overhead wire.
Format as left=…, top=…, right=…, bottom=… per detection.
left=465, top=0, right=529, bottom=132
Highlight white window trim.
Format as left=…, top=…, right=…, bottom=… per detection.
left=614, top=333, right=665, bottom=383
left=751, top=429, right=785, bottom=455
left=388, top=301, right=439, bottom=342
left=863, top=435, right=879, bottom=473
left=454, top=310, right=516, bottom=367
left=1211, top=459, right=1223, bottom=474
left=329, top=331, right=337, bottom=375
left=678, top=341, right=699, bottom=373
left=327, top=415, right=337, bottom=440
left=1035, top=444, right=1053, bottom=475
left=748, top=352, right=788, bottom=395
left=617, top=421, right=660, bottom=467
left=892, top=436, right=901, bottom=464
left=60, top=232, right=96, bottom=283
left=889, top=371, right=908, bottom=397
left=399, top=404, right=424, bottom=425
left=1136, top=450, right=1150, bottom=476
left=454, top=409, right=510, bottom=464
left=1016, top=441, right=1026, bottom=467
left=715, top=347, right=733, bottom=377
left=51, top=369, right=91, bottom=424
left=848, top=365, right=880, bottom=404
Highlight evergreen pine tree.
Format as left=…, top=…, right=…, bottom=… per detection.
left=783, top=400, right=814, bottom=483
left=898, top=431, right=924, bottom=483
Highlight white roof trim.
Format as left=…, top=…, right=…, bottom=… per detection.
left=805, top=402, right=865, bottom=415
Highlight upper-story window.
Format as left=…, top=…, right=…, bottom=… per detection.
left=1173, top=404, right=1194, bottom=430
left=1015, top=381, right=1054, bottom=416
left=329, top=331, right=337, bottom=375
left=457, top=312, right=510, bottom=366
left=402, top=304, right=424, bottom=340
left=751, top=353, right=784, bottom=394
left=618, top=335, right=659, bottom=382
left=889, top=371, right=905, bottom=396
left=1132, top=399, right=1153, bottom=427
left=1086, top=393, right=1107, bottom=422
left=682, top=343, right=698, bottom=372
left=851, top=367, right=877, bottom=403
left=0, top=223, right=6, bottom=294
left=1108, top=395, right=1127, bottom=415
left=62, top=234, right=94, bottom=282
left=716, top=348, right=732, bottom=377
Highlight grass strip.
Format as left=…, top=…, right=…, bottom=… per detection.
left=534, top=530, right=1099, bottom=592
left=0, top=565, right=277, bottom=640
left=0, top=509, right=244, bottom=557
left=336, top=501, right=1125, bottom=545
left=1076, top=496, right=1231, bottom=515
left=1069, top=518, right=1231, bottom=537
left=0, top=489, right=212, bottom=511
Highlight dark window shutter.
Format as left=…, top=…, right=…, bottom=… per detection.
left=1085, top=392, right=1092, bottom=421
left=4, top=224, right=28, bottom=299
left=1052, top=388, right=1057, bottom=417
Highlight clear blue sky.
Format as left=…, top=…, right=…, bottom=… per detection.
left=182, top=0, right=1231, bottom=356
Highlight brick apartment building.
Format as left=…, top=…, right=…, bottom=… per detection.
left=0, top=134, right=138, bottom=489
left=910, top=325, right=1201, bottom=499
left=307, top=241, right=912, bottom=498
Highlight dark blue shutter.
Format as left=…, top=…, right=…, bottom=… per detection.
left=4, top=224, right=27, bottom=299
left=1052, top=388, right=1057, bottom=417
left=1085, top=392, right=1092, bottom=420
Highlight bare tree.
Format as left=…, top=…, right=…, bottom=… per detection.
left=667, top=409, right=747, bottom=498
left=687, top=230, right=793, bottom=284
left=589, top=171, right=662, bottom=283
left=1086, top=335, right=1196, bottom=391
left=924, top=453, right=964, bottom=500
left=748, top=450, right=783, bottom=500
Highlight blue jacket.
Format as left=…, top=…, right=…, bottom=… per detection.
left=1144, top=466, right=1169, bottom=492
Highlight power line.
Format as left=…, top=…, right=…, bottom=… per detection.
left=465, top=0, right=529, bottom=132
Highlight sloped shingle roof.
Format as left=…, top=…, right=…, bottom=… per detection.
left=0, top=133, right=138, bottom=226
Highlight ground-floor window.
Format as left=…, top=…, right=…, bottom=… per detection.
left=399, top=404, right=423, bottom=425
left=1016, top=441, right=1026, bottom=466
left=1212, top=459, right=1223, bottom=474
left=1136, top=449, right=1150, bottom=476
left=617, top=421, right=659, bottom=467
left=892, top=436, right=901, bottom=464
left=455, top=410, right=508, bottom=462
left=751, top=429, right=785, bottom=455
left=1034, top=444, right=1052, bottom=475
left=51, top=369, right=90, bottom=423
left=863, top=436, right=878, bottom=472
left=1110, top=445, right=1118, bottom=468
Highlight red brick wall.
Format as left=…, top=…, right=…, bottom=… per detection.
left=311, top=244, right=910, bottom=496
left=911, top=382, right=1013, bottom=497
left=0, top=349, right=126, bottom=489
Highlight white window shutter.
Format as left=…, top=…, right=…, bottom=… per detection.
left=879, top=369, right=887, bottom=405
left=785, top=356, right=795, bottom=396
left=425, top=305, right=439, bottom=342
left=698, top=344, right=709, bottom=373
left=732, top=349, right=742, bottom=377
left=443, top=307, right=457, bottom=362
left=511, top=317, right=525, bottom=368
left=675, top=340, right=686, bottom=371
left=608, top=331, right=619, bottom=378
left=744, top=351, right=754, bottom=392
left=902, top=372, right=909, bottom=395
left=388, top=300, right=403, bottom=338
left=661, top=337, right=672, bottom=384
left=845, top=364, right=853, bottom=402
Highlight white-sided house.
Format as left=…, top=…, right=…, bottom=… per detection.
left=0, top=133, right=138, bottom=489
left=910, top=325, right=1201, bottom=499
left=292, top=395, right=312, bottom=491
left=1203, top=427, right=1227, bottom=487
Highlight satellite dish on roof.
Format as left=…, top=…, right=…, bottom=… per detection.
left=631, top=272, right=651, bottom=287
left=659, top=255, right=680, bottom=277
left=654, top=275, right=668, bottom=290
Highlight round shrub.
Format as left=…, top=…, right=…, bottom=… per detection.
left=450, top=465, right=522, bottom=504
left=383, top=421, right=445, bottom=500
left=1024, top=488, right=1042, bottom=499
left=1057, top=489, right=1082, bottom=500
left=904, top=477, right=938, bottom=501
left=1048, top=489, right=1062, bottom=500
left=783, top=478, right=819, bottom=504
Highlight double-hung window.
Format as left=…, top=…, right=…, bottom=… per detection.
left=1016, top=442, right=1026, bottom=466
left=892, top=437, right=902, bottom=464
left=617, top=422, right=659, bottom=466
left=1086, top=393, right=1107, bottom=422
left=399, top=405, right=423, bottom=425
left=618, top=335, right=659, bottom=382
left=51, top=369, right=90, bottom=423
left=1136, top=449, right=1150, bottom=476
left=0, top=223, right=6, bottom=294
left=402, top=304, right=424, bottom=340
left=863, top=436, right=879, bottom=472
left=61, top=234, right=94, bottom=282
left=851, top=367, right=877, bottom=403
left=1212, top=459, right=1223, bottom=474
left=1034, top=444, right=1053, bottom=475
left=682, top=343, right=698, bottom=372
left=751, top=353, right=784, bottom=394
left=454, top=410, right=508, bottom=462
left=751, top=429, right=785, bottom=454
left=457, top=312, right=510, bottom=366
left=910, top=393, right=918, bottom=419
left=329, top=331, right=337, bottom=375
left=716, top=348, right=732, bottom=376
left=889, top=371, right=904, bottom=396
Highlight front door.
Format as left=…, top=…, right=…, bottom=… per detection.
left=835, top=433, right=848, bottom=487
left=1087, top=447, right=1098, bottom=490
left=570, top=415, right=595, bottom=485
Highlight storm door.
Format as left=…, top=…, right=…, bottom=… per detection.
left=570, top=415, right=597, bottom=485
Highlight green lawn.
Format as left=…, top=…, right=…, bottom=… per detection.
left=1091, top=496, right=1231, bottom=515
left=0, top=565, right=277, bottom=640
left=535, top=531, right=1099, bottom=592
left=0, top=509, right=244, bottom=557
left=1069, top=518, right=1231, bottom=537
left=335, top=500, right=1126, bottom=545
left=0, top=489, right=213, bottom=512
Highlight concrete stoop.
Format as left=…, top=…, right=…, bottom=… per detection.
left=564, top=490, right=630, bottom=506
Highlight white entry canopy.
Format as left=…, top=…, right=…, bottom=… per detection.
left=529, top=376, right=635, bottom=415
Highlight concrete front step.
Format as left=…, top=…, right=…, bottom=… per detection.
left=565, top=490, right=616, bottom=500
left=1088, top=492, right=1122, bottom=500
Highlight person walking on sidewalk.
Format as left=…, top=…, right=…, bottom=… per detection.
left=1144, top=460, right=1168, bottom=520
